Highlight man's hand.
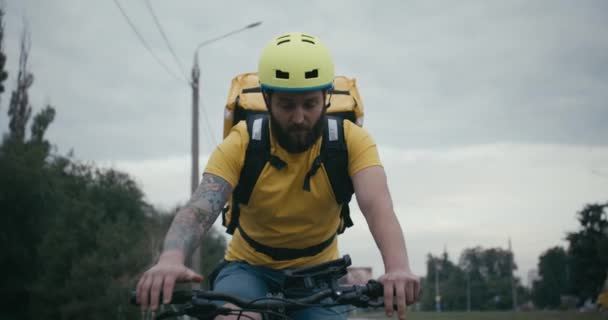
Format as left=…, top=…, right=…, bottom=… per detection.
left=379, top=269, right=421, bottom=320
left=136, top=251, right=203, bottom=312
left=136, top=174, right=231, bottom=312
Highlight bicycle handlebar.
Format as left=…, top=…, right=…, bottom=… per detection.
left=131, top=280, right=388, bottom=319
left=131, top=255, right=399, bottom=319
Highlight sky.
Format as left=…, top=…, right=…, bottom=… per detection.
left=2, top=0, right=607, bottom=283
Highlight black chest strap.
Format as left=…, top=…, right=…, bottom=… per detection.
left=225, top=115, right=355, bottom=239
left=237, top=225, right=338, bottom=261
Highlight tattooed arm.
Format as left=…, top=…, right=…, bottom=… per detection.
left=136, top=173, right=232, bottom=311
left=163, top=173, right=233, bottom=259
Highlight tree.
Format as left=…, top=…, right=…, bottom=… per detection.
left=30, top=105, right=55, bottom=144
left=566, top=203, right=608, bottom=302
left=420, top=254, right=441, bottom=311
left=28, top=163, right=160, bottom=320
left=199, top=227, right=228, bottom=288
left=0, top=81, right=55, bottom=319
left=0, top=132, right=52, bottom=318
left=0, top=18, right=228, bottom=318
left=439, top=252, right=467, bottom=311
left=532, top=246, right=569, bottom=308
left=420, top=251, right=467, bottom=311
left=7, top=25, right=33, bottom=142
left=0, top=1, right=9, bottom=98
left=459, top=246, right=524, bottom=310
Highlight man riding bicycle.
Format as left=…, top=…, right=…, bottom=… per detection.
left=136, top=32, right=420, bottom=320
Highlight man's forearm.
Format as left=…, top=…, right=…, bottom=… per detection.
left=354, top=167, right=412, bottom=272
left=162, top=207, right=215, bottom=260
left=162, top=174, right=232, bottom=260
left=365, top=205, right=412, bottom=272
left=370, top=211, right=410, bottom=272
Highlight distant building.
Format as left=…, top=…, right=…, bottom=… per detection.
left=340, top=267, right=373, bottom=285
left=527, top=269, right=539, bottom=288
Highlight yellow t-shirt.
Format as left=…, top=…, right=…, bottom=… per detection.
left=599, top=292, right=608, bottom=309
left=205, top=119, right=382, bottom=269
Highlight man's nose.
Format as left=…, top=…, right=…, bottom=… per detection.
left=291, top=106, right=305, bottom=124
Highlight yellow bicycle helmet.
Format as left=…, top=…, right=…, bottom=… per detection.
left=258, top=32, right=334, bottom=92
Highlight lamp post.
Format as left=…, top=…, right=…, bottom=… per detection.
left=189, top=21, right=262, bottom=282
left=190, top=21, right=262, bottom=195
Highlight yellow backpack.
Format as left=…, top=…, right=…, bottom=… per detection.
left=223, top=73, right=364, bottom=138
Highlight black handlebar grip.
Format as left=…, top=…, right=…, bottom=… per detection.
left=129, top=290, right=194, bottom=306
left=130, top=291, right=139, bottom=305
left=365, top=280, right=384, bottom=298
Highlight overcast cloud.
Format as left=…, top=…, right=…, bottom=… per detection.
left=2, top=0, right=607, bottom=281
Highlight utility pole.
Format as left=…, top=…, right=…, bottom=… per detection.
left=189, top=55, right=201, bottom=289
left=191, top=55, right=200, bottom=195
left=188, top=21, right=262, bottom=284
left=189, top=20, right=261, bottom=193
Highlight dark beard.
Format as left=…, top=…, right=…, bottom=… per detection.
left=270, top=111, right=326, bottom=154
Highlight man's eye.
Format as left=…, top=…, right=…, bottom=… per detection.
left=304, top=102, right=318, bottom=109
left=280, top=104, right=295, bottom=110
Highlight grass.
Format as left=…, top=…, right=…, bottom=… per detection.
left=349, top=311, right=608, bottom=320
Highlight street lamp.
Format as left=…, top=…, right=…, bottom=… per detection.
left=189, top=21, right=262, bottom=283
left=190, top=21, right=263, bottom=195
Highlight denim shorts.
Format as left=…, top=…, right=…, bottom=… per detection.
left=210, top=261, right=348, bottom=320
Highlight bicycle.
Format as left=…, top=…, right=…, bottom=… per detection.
left=132, top=254, right=397, bottom=320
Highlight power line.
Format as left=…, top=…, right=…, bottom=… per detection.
left=143, top=0, right=188, bottom=80
left=111, top=0, right=186, bottom=83
left=142, top=0, right=217, bottom=148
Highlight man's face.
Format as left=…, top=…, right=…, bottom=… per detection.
left=266, top=90, right=326, bottom=153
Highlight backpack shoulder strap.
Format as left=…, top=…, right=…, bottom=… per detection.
left=226, top=114, right=270, bottom=234
left=322, top=116, right=355, bottom=232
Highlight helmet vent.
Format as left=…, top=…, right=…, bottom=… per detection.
left=304, top=69, right=319, bottom=79
left=302, top=39, right=315, bottom=45
left=277, top=39, right=291, bottom=45
left=275, top=69, right=290, bottom=79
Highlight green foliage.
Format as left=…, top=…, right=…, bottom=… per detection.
left=0, top=123, right=228, bottom=319
left=0, top=135, right=53, bottom=317
left=7, top=27, right=33, bottom=142
left=566, top=203, right=608, bottom=302
left=0, top=24, right=227, bottom=319
left=200, top=227, right=228, bottom=288
left=0, top=133, right=229, bottom=319
left=421, top=253, right=470, bottom=311
left=532, top=246, right=569, bottom=308
left=421, top=247, right=524, bottom=312
left=30, top=104, right=55, bottom=145
left=28, top=162, right=149, bottom=319
left=0, top=3, right=8, bottom=96
left=461, top=247, right=518, bottom=310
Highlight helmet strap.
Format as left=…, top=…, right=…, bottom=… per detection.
left=324, top=87, right=333, bottom=109
left=262, top=89, right=274, bottom=110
